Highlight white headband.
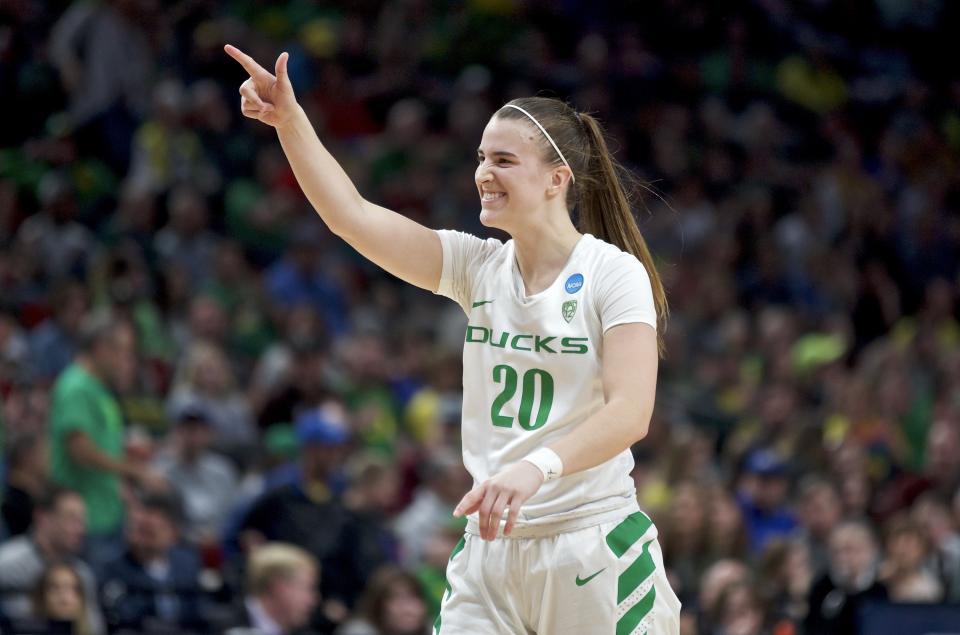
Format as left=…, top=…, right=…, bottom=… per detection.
left=503, top=104, right=575, bottom=183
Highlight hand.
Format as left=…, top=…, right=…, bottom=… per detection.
left=453, top=461, right=544, bottom=540
left=224, top=44, right=300, bottom=129
left=134, top=467, right=169, bottom=493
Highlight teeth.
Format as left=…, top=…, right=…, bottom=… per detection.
left=482, top=192, right=505, bottom=201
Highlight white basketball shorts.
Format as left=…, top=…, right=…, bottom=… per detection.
left=434, top=510, right=681, bottom=634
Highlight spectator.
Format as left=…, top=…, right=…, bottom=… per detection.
left=264, top=221, right=348, bottom=337
left=880, top=514, right=943, bottom=602
left=14, top=173, right=92, bottom=282
left=0, top=487, right=104, bottom=635
left=795, top=476, right=843, bottom=577
left=153, top=186, right=218, bottom=281
left=2, top=432, right=48, bottom=537
left=152, top=404, right=239, bottom=544
left=34, top=563, right=95, bottom=635
left=755, top=539, right=813, bottom=631
left=335, top=566, right=429, bottom=635
left=26, top=279, right=89, bottom=383
left=697, top=559, right=751, bottom=633
left=167, top=340, right=257, bottom=455
left=710, top=581, right=767, bottom=635
left=737, top=449, right=798, bottom=554
left=342, top=452, right=402, bottom=563
left=911, top=493, right=960, bottom=602
left=48, top=311, right=165, bottom=568
left=805, top=520, right=888, bottom=635
left=238, top=407, right=387, bottom=611
left=99, top=491, right=206, bottom=633
left=222, top=542, right=318, bottom=635
left=704, top=486, right=749, bottom=564
left=392, top=448, right=471, bottom=567
left=660, top=481, right=710, bottom=601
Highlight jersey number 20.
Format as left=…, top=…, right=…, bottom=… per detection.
left=491, top=364, right=554, bottom=430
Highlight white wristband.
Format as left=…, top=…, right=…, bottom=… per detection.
left=523, top=447, right=564, bottom=482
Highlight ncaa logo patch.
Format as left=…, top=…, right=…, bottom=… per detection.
left=565, top=273, right=584, bottom=294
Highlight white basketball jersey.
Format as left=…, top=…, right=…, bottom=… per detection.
left=435, top=230, right=657, bottom=528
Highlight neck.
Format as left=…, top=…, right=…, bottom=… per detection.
left=511, top=212, right=581, bottom=293
left=255, top=594, right=287, bottom=631
left=33, top=530, right=61, bottom=561
left=77, top=355, right=107, bottom=385
left=8, top=468, right=44, bottom=495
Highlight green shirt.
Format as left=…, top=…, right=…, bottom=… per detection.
left=49, top=363, right=124, bottom=535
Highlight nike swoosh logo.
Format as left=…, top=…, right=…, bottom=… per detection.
left=575, top=568, right=606, bottom=586
left=472, top=300, right=495, bottom=308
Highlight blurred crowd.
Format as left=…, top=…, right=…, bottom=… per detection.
left=2, top=0, right=960, bottom=634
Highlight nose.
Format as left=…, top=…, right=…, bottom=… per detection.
left=475, top=162, right=492, bottom=184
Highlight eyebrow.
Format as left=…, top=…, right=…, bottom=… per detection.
left=476, top=149, right=519, bottom=158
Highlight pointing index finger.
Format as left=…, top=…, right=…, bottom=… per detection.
left=224, top=44, right=270, bottom=78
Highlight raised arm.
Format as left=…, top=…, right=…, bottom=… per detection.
left=224, top=45, right=442, bottom=292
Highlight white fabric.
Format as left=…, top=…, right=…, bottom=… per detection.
left=437, top=511, right=680, bottom=634
left=246, top=597, right=284, bottom=635
left=434, top=230, right=656, bottom=534
left=523, top=447, right=565, bottom=481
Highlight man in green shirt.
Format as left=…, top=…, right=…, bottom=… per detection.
left=49, top=312, right=165, bottom=557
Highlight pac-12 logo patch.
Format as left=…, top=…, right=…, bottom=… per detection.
left=565, top=273, right=584, bottom=294
left=562, top=300, right=577, bottom=323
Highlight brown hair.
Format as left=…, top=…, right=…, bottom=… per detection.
left=496, top=97, right=669, bottom=356
left=32, top=562, right=91, bottom=635
left=356, top=565, right=426, bottom=632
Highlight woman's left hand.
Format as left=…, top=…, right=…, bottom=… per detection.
left=453, top=461, right=545, bottom=540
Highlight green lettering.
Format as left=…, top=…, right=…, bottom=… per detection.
left=510, top=334, right=533, bottom=351
left=465, top=326, right=489, bottom=343
left=534, top=336, right=557, bottom=353
left=490, top=330, right=509, bottom=348
left=561, top=337, right=589, bottom=354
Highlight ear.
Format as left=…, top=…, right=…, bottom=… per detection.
left=546, top=166, right=574, bottom=198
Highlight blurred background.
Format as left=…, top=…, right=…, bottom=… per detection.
left=1, top=1, right=960, bottom=634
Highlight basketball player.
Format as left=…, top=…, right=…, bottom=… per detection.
left=225, top=44, right=681, bottom=634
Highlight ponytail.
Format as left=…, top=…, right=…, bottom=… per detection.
left=497, top=98, right=669, bottom=357
left=577, top=114, right=669, bottom=357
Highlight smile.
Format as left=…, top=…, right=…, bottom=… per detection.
left=482, top=192, right=505, bottom=201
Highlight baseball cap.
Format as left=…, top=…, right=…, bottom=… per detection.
left=744, top=449, right=789, bottom=478
left=295, top=408, right=349, bottom=446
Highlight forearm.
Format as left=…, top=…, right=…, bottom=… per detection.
left=545, top=397, right=651, bottom=476
left=67, top=434, right=137, bottom=478
left=275, top=106, right=367, bottom=238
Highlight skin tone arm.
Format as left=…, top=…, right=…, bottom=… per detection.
left=66, top=432, right=166, bottom=490
left=455, top=322, right=658, bottom=540
left=224, top=45, right=442, bottom=292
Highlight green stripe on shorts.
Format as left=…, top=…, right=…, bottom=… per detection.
left=605, top=511, right=653, bottom=557
left=616, top=584, right=656, bottom=635
left=618, top=539, right=656, bottom=603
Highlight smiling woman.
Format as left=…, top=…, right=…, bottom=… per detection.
left=225, top=43, right=680, bottom=634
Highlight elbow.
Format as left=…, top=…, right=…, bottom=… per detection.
left=631, top=410, right=652, bottom=444
left=634, top=421, right=650, bottom=444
